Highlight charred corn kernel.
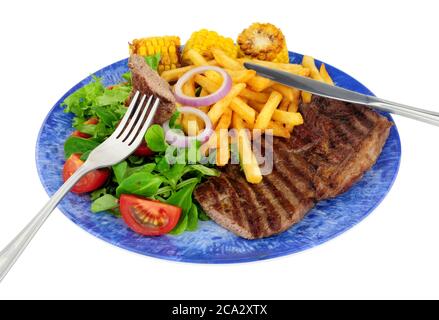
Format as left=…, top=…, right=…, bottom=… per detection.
left=237, top=23, right=289, bottom=63
left=129, top=36, right=181, bottom=74
left=182, top=29, right=238, bottom=65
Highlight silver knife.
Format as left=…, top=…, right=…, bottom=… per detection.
left=244, top=62, right=439, bottom=127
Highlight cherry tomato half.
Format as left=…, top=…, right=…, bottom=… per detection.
left=63, top=154, right=109, bottom=193
left=119, top=194, right=181, bottom=236
left=134, top=140, right=155, bottom=157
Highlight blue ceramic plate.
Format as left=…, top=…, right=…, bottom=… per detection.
left=35, top=52, right=401, bottom=263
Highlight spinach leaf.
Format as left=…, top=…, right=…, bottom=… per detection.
left=166, top=180, right=198, bottom=215
left=163, top=163, right=187, bottom=187
left=127, top=155, right=145, bottom=165
left=112, top=161, right=128, bottom=184
left=156, top=156, right=170, bottom=173
left=167, top=180, right=198, bottom=235
left=80, top=150, right=92, bottom=161
left=116, top=172, right=163, bottom=197
left=125, top=163, right=156, bottom=177
left=188, top=164, right=220, bottom=177
left=186, top=204, right=198, bottom=231
left=91, top=194, right=119, bottom=213
left=90, top=188, right=107, bottom=201
left=144, top=53, right=161, bottom=71
left=145, top=124, right=168, bottom=152
left=168, top=214, right=188, bottom=235
left=168, top=111, right=181, bottom=129
left=198, top=210, right=211, bottom=221
left=64, top=136, right=100, bottom=159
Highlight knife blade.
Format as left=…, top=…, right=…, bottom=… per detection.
left=244, top=62, right=439, bottom=126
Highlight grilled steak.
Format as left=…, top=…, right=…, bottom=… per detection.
left=194, top=96, right=392, bottom=239
left=128, top=54, right=176, bottom=124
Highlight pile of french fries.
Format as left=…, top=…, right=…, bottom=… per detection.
left=161, top=48, right=334, bottom=184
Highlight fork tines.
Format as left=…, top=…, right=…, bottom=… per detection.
left=115, top=91, right=160, bottom=145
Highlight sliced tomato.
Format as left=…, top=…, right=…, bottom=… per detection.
left=63, top=154, right=109, bottom=193
left=71, top=117, right=99, bottom=139
left=119, top=194, right=181, bottom=236
left=134, top=140, right=154, bottom=157
left=71, top=131, right=91, bottom=138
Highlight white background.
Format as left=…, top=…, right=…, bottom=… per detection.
left=0, top=0, right=438, bottom=300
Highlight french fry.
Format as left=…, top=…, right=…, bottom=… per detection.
left=226, top=69, right=256, bottom=83
left=266, top=121, right=291, bottom=139
left=216, top=107, right=232, bottom=130
left=302, top=55, right=324, bottom=82
left=247, top=100, right=266, bottom=111
left=194, top=74, right=221, bottom=93
left=236, top=128, right=262, bottom=184
left=301, top=91, right=312, bottom=104
left=196, top=89, right=210, bottom=128
left=208, top=83, right=246, bottom=124
left=301, top=55, right=326, bottom=103
left=271, top=110, right=303, bottom=125
left=161, top=65, right=195, bottom=82
left=232, top=112, right=247, bottom=130
left=230, top=97, right=256, bottom=125
left=239, top=88, right=270, bottom=103
left=288, top=100, right=299, bottom=113
left=319, top=63, right=334, bottom=85
left=239, top=97, right=249, bottom=104
left=247, top=75, right=273, bottom=92
left=291, top=87, right=301, bottom=100
left=249, top=98, right=300, bottom=126
left=186, top=49, right=209, bottom=66
left=279, top=98, right=290, bottom=111
left=182, top=76, right=196, bottom=96
left=285, top=89, right=300, bottom=130
left=254, top=91, right=283, bottom=130
left=271, top=84, right=294, bottom=101
left=181, top=78, right=202, bottom=134
left=211, top=48, right=243, bottom=70
left=186, top=49, right=223, bottom=84
left=216, top=128, right=230, bottom=166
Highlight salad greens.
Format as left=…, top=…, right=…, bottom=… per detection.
left=61, top=55, right=216, bottom=235
left=144, top=53, right=161, bottom=72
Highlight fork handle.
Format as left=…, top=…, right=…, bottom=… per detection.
left=0, top=163, right=93, bottom=282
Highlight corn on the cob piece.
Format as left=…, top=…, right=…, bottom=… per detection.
left=182, top=29, right=238, bottom=65
left=237, top=23, right=289, bottom=63
left=129, top=36, right=181, bottom=74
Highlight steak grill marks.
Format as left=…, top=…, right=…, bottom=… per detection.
left=194, top=96, right=392, bottom=239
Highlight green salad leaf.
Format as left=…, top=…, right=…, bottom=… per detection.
left=144, top=53, right=161, bottom=72
left=145, top=124, right=168, bottom=152
left=186, top=204, right=199, bottom=231
left=116, top=172, right=163, bottom=197
left=64, top=136, right=100, bottom=159
left=167, top=180, right=199, bottom=235
left=91, top=194, right=119, bottom=213
left=112, top=161, right=128, bottom=184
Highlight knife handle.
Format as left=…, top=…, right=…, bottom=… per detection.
left=367, top=96, right=439, bottom=127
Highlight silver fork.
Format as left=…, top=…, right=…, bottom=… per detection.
left=0, top=91, right=160, bottom=282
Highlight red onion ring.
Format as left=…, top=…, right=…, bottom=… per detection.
left=163, top=106, right=214, bottom=148
left=174, top=66, right=232, bottom=107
